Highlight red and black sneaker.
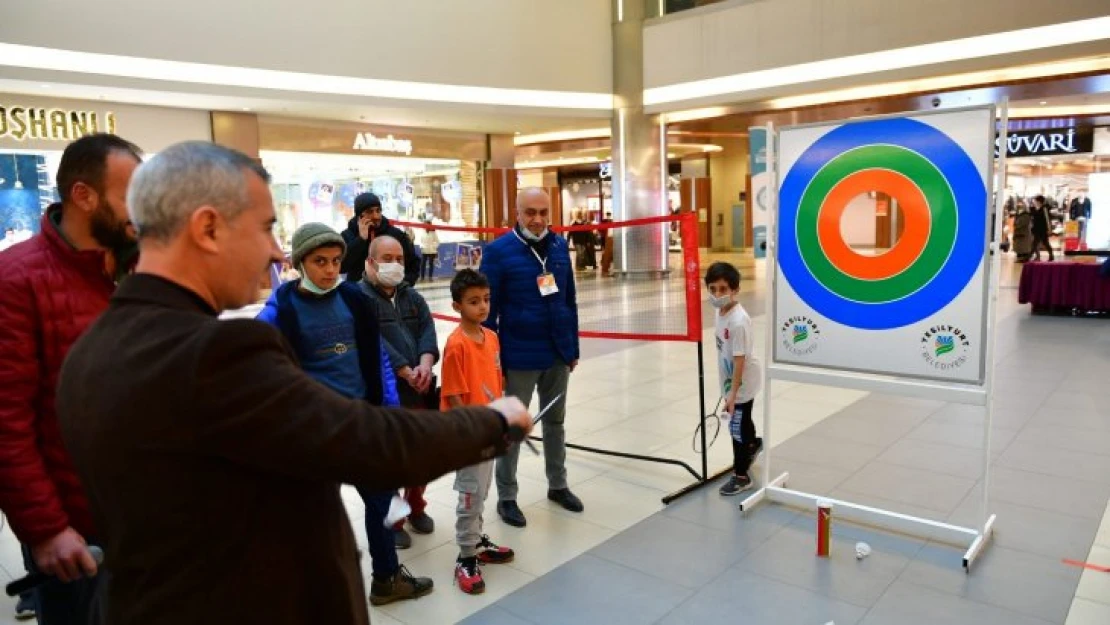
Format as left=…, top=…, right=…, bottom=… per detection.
left=476, top=534, right=515, bottom=564
left=454, top=556, right=485, bottom=595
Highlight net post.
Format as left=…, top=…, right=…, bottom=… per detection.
left=697, top=340, right=708, bottom=480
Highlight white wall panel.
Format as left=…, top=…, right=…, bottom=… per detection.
left=0, top=0, right=612, bottom=94
left=645, top=0, right=1110, bottom=90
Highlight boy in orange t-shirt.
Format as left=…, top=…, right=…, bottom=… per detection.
left=442, top=269, right=516, bottom=595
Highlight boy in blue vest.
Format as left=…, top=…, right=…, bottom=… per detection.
left=257, top=223, right=433, bottom=605
left=705, top=262, right=764, bottom=496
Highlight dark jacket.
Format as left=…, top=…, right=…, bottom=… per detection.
left=0, top=205, right=135, bottom=545
left=480, top=225, right=579, bottom=370
left=1031, top=204, right=1051, bottom=236
left=341, top=215, right=420, bottom=285
left=57, top=274, right=508, bottom=625
left=359, top=279, right=439, bottom=407
left=255, top=281, right=397, bottom=406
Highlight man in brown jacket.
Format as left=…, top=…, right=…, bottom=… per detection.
left=56, top=141, right=532, bottom=625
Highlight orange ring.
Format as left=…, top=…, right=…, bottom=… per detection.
left=815, top=169, right=931, bottom=281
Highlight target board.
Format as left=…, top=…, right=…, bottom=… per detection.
left=774, top=109, right=994, bottom=384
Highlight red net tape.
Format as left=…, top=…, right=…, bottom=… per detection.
left=406, top=213, right=702, bottom=342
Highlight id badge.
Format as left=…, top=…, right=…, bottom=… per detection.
left=537, top=272, right=559, bottom=296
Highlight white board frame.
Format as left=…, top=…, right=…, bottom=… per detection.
left=741, top=104, right=1008, bottom=572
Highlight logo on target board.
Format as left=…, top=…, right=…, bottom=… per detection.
left=777, top=117, right=988, bottom=331
left=780, top=316, right=821, bottom=356
left=920, top=325, right=970, bottom=370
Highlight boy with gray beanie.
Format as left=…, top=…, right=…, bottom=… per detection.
left=257, top=223, right=434, bottom=605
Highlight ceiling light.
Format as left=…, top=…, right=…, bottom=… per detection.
left=242, top=107, right=251, bottom=111
left=514, top=127, right=611, bottom=145
left=40, top=84, right=50, bottom=89
left=0, top=42, right=614, bottom=110
left=1040, top=101, right=1048, bottom=106
left=644, top=16, right=1110, bottom=109
left=1010, top=103, right=1110, bottom=118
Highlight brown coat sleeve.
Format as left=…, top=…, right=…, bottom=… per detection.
left=189, top=320, right=506, bottom=489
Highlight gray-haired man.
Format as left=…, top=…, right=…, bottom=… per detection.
left=55, top=141, right=534, bottom=625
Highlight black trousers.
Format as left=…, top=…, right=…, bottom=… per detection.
left=730, top=399, right=760, bottom=476
left=1031, top=233, right=1054, bottom=260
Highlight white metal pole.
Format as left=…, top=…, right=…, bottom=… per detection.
left=980, top=100, right=1009, bottom=531
left=760, top=122, right=777, bottom=488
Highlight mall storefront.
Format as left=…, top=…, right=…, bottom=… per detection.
left=0, top=94, right=212, bottom=244
left=252, top=117, right=488, bottom=251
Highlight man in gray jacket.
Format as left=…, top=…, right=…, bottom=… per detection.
left=361, top=235, right=439, bottom=548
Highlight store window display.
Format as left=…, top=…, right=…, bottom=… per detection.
left=262, top=152, right=480, bottom=253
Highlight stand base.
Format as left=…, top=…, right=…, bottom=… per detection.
left=739, top=472, right=996, bottom=571
left=661, top=465, right=733, bottom=505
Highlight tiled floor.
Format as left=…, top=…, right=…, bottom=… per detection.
left=1, top=257, right=1108, bottom=625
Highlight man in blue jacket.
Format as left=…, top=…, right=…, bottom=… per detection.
left=257, top=223, right=433, bottom=605
left=480, top=188, right=583, bottom=527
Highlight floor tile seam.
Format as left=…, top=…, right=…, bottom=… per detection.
left=869, top=453, right=987, bottom=482
left=991, top=456, right=1110, bottom=491
left=735, top=565, right=879, bottom=611
left=893, top=576, right=1063, bottom=625
left=981, top=490, right=1110, bottom=523
left=575, top=550, right=705, bottom=595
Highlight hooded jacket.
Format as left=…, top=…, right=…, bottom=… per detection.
left=340, top=215, right=420, bottom=286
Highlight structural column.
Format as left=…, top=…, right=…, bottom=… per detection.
left=610, top=0, right=667, bottom=274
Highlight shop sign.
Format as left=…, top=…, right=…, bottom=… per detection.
left=995, top=126, right=1094, bottom=158
left=599, top=161, right=612, bottom=180
left=352, top=132, right=413, bottom=155
left=0, top=105, right=117, bottom=142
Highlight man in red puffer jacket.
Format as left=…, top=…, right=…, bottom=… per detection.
left=0, top=133, right=142, bottom=625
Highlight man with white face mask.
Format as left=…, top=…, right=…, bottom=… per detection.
left=257, top=224, right=435, bottom=605
left=360, top=235, right=439, bottom=547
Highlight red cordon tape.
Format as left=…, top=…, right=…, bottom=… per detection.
left=392, top=213, right=686, bottom=235
left=1062, top=558, right=1110, bottom=573
left=429, top=312, right=691, bottom=342
left=417, top=212, right=703, bottom=343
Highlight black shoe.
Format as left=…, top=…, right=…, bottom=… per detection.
left=369, top=564, right=434, bottom=606
left=719, top=474, right=753, bottom=496
left=547, top=488, right=584, bottom=513
left=409, top=512, right=435, bottom=535
left=394, top=528, right=413, bottom=550
left=14, top=595, right=35, bottom=621
left=497, top=500, right=527, bottom=527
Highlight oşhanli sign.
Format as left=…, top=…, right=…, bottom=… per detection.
left=774, top=109, right=993, bottom=385
left=0, top=105, right=117, bottom=142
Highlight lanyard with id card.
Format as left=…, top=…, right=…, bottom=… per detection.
left=513, top=229, right=559, bottom=297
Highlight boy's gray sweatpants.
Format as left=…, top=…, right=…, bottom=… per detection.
left=455, top=459, right=494, bottom=557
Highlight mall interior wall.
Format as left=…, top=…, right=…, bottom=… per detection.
left=0, top=0, right=612, bottom=94
left=708, top=137, right=748, bottom=250
left=644, top=0, right=1110, bottom=101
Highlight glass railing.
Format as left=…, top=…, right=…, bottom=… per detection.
left=645, top=0, right=730, bottom=18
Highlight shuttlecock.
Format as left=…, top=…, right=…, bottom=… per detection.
left=855, top=541, right=871, bottom=559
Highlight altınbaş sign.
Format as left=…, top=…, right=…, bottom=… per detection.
left=352, top=132, right=413, bottom=155
left=0, top=105, right=117, bottom=142
left=995, top=126, right=1094, bottom=158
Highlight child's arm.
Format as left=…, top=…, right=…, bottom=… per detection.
left=727, top=354, right=745, bottom=410
left=445, top=395, right=465, bottom=409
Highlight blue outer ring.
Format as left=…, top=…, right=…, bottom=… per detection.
left=778, top=117, right=986, bottom=330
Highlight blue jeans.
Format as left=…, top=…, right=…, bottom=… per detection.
left=355, top=488, right=400, bottom=578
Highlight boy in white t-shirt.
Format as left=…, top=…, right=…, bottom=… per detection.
left=705, top=262, right=763, bottom=496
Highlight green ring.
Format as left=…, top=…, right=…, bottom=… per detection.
left=796, top=145, right=957, bottom=303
